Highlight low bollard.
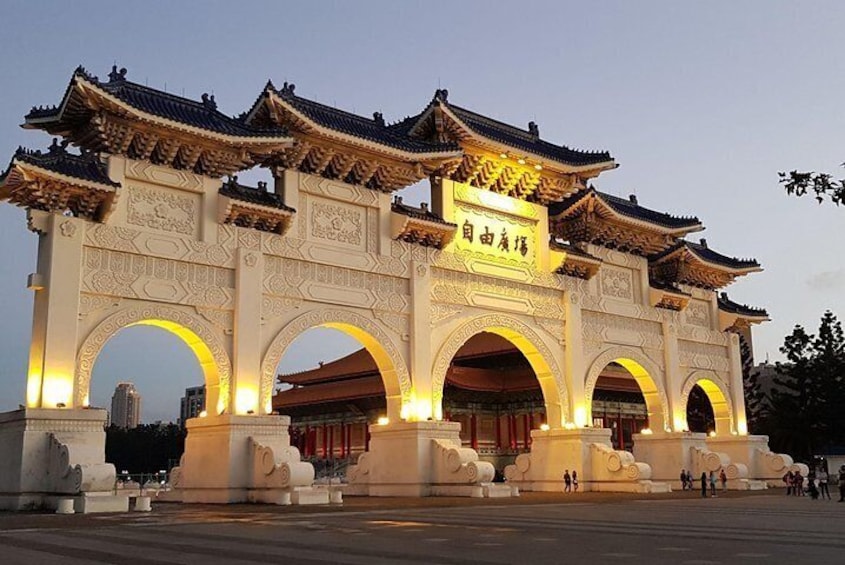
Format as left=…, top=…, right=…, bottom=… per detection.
left=134, top=496, right=152, bottom=512
left=56, top=498, right=75, bottom=514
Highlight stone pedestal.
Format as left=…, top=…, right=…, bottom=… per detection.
left=171, top=413, right=325, bottom=504
left=0, top=407, right=126, bottom=512
left=632, top=431, right=710, bottom=488
left=504, top=427, right=667, bottom=492
left=706, top=434, right=799, bottom=488
left=347, top=420, right=503, bottom=497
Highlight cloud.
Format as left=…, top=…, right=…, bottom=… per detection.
left=806, top=270, right=845, bottom=291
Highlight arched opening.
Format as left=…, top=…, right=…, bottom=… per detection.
left=87, top=322, right=214, bottom=478
left=682, top=375, right=733, bottom=436
left=586, top=350, right=668, bottom=449
left=431, top=315, right=567, bottom=430
left=686, top=385, right=716, bottom=434
left=266, top=312, right=410, bottom=479
left=441, top=332, right=549, bottom=472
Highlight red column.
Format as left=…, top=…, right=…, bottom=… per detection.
left=508, top=414, right=516, bottom=450
left=328, top=425, right=335, bottom=459
left=303, top=426, right=310, bottom=457
left=339, top=424, right=346, bottom=458
left=522, top=413, right=530, bottom=449
left=322, top=423, right=328, bottom=459
left=365, top=423, right=371, bottom=452
left=495, top=414, right=502, bottom=450
left=470, top=413, right=478, bottom=450
left=616, top=414, right=623, bottom=449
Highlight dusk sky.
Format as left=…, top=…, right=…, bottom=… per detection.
left=1, top=1, right=843, bottom=422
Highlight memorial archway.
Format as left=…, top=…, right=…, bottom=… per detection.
left=680, top=371, right=734, bottom=436
left=261, top=309, right=411, bottom=423
left=75, top=305, right=231, bottom=416
left=431, top=315, right=567, bottom=428
left=585, top=347, right=669, bottom=440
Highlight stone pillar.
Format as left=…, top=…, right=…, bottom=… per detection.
left=564, top=292, right=586, bottom=427
left=410, top=260, right=433, bottom=421
left=727, top=332, right=747, bottom=435
left=232, top=247, right=264, bottom=415
left=26, top=211, right=85, bottom=409
left=662, top=318, right=685, bottom=432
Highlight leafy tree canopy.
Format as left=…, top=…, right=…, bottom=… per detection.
left=779, top=168, right=845, bottom=206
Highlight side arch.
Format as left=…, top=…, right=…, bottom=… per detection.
left=431, top=314, right=568, bottom=427
left=76, top=304, right=232, bottom=415
left=585, top=346, right=670, bottom=432
left=260, top=308, right=411, bottom=420
left=679, top=370, right=735, bottom=435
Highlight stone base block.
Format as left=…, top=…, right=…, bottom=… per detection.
left=248, top=489, right=291, bottom=505
left=73, top=493, right=129, bottom=514
left=290, top=487, right=329, bottom=505
left=483, top=484, right=514, bottom=498
left=632, top=431, right=711, bottom=483
left=430, top=484, right=485, bottom=498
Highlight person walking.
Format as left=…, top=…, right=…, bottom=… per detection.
left=709, top=470, right=718, bottom=497
left=838, top=466, right=845, bottom=502
left=818, top=468, right=831, bottom=500
left=719, top=468, right=728, bottom=492
left=572, top=470, right=579, bottom=492
left=563, top=469, right=572, bottom=493
left=680, top=469, right=687, bottom=490
left=686, top=470, right=693, bottom=490
left=700, top=472, right=707, bottom=498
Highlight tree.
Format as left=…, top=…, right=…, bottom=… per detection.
left=739, top=333, right=766, bottom=433
left=765, top=311, right=845, bottom=460
left=779, top=168, right=845, bottom=206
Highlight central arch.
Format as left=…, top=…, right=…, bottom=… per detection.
left=260, top=308, right=411, bottom=420
left=431, top=314, right=568, bottom=427
left=585, top=346, right=669, bottom=433
left=76, top=304, right=232, bottom=415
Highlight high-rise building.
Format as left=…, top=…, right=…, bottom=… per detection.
left=180, top=385, right=206, bottom=426
left=110, top=382, right=142, bottom=429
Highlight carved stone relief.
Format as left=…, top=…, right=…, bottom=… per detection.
left=600, top=266, right=634, bottom=301
left=678, top=340, right=730, bottom=371
left=431, top=268, right=565, bottom=320
left=684, top=299, right=711, bottom=328
left=82, top=247, right=234, bottom=308
left=309, top=197, right=364, bottom=248
left=581, top=311, right=663, bottom=350
left=126, top=185, right=197, bottom=235
left=78, top=293, right=122, bottom=320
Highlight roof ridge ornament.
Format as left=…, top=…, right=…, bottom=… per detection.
left=201, top=93, right=217, bottom=111
left=372, top=112, right=385, bottom=126
left=280, top=82, right=296, bottom=96
left=108, top=65, right=128, bottom=83
left=528, top=121, right=539, bottom=138
left=434, top=88, right=449, bottom=102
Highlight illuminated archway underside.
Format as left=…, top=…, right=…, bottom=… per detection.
left=584, top=346, right=670, bottom=433
left=679, top=371, right=735, bottom=435
left=74, top=305, right=231, bottom=415
left=261, top=308, right=411, bottom=421
left=432, top=314, right=568, bottom=427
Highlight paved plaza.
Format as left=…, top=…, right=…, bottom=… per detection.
left=1, top=492, right=843, bottom=564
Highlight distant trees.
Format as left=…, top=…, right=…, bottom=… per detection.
left=105, top=423, right=186, bottom=474
left=749, top=311, right=845, bottom=460
left=780, top=167, right=845, bottom=206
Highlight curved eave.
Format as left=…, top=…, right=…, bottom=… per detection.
left=219, top=195, right=295, bottom=216
left=25, top=76, right=294, bottom=149
left=0, top=159, right=118, bottom=195
left=686, top=250, right=762, bottom=275
left=438, top=105, right=617, bottom=175
left=263, top=92, right=463, bottom=163
left=552, top=194, right=704, bottom=236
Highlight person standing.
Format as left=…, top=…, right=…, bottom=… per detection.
left=709, top=470, right=718, bottom=497
left=795, top=471, right=805, bottom=496
left=818, top=468, right=831, bottom=500
left=686, top=470, right=693, bottom=490
left=784, top=470, right=794, bottom=496
left=700, top=472, right=707, bottom=498
left=719, top=468, right=728, bottom=492
left=572, top=470, right=579, bottom=492
left=563, top=469, right=572, bottom=493
left=838, top=466, right=845, bottom=502
left=680, top=469, right=687, bottom=490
